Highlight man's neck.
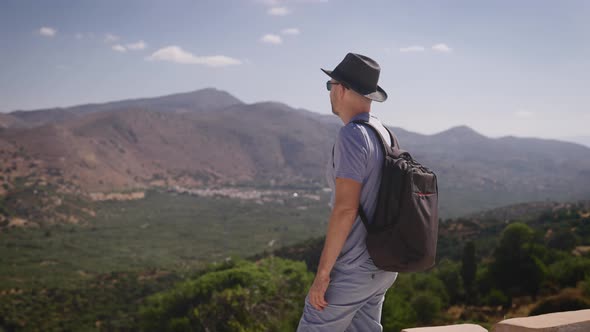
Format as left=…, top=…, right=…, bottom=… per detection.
left=340, top=109, right=371, bottom=124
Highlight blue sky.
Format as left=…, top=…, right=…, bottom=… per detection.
left=1, top=0, right=589, bottom=144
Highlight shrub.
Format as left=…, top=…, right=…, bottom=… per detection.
left=382, top=273, right=450, bottom=331
left=411, top=292, right=442, bottom=325
left=475, top=266, right=493, bottom=301
left=410, top=274, right=450, bottom=307
left=461, top=241, right=477, bottom=299
left=548, top=257, right=590, bottom=288
left=436, top=260, right=464, bottom=304
left=139, top=257, right=312, bottom=332
left=547, top=229, right=579, bottom=252
left=382, top=290, right=418, bottom=332
left=482, top=289, right=510, bottom=308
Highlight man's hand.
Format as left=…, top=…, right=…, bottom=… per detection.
left=308, top=273, right=330, bottom=311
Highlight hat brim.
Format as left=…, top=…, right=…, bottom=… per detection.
left=321, top=68, right=388, bottom=102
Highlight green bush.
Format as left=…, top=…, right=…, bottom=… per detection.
left=381, top=273, right=449, bottom=331
left=548, top=257, right=590, bottom=288
left=475, top=266, right=493, bottom=302
left=382, top=290, right=418, bottom=332
left=482, top=289, right=510, bottom=308
left=461, top=241, right=477, bottom=300
left=139, top=257, right=312, bottom=332
left=547, top=229, right=579, bottom=252
left=436, top=260, right=464, bottom=304
left=536, top=248, right=571, bottom=266
left=410, top=274, right=450, bottom=307
left=411, top=292, right=442, bottom=324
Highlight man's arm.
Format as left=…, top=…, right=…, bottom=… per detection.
left=308, top=177, right=362, bottom=311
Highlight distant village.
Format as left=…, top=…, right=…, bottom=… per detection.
left=167, top=185, right=325, bottom=204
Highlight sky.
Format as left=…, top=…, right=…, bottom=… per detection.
left=1, top=0, right=589, bottom=145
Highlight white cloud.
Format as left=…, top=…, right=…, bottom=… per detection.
left=126, top=40, right=147, bottom=50
left=104, top=33, right=120, bottom=43
left=515, top=110, right=534, bottom=118
left=112, top=44, right=127, bottom=52
left=432, top=43, right=452, bottom=53
left=281, top=28, right=300, bottom=35
left=399, top=45, right=425, bottom=53
left=258, top=0, right=281, bottom=5
left=145, top=46, right=242, bottom=67
left=260, top=34, right=283, bottom=44
left=75, top=33, right=83, bottom=40
left=258, top=0, right=326, bottom=4
left=39, top=27, right=57, bottom=37
left=268, top=6, right=290, bottom=15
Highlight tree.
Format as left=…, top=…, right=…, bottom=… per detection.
left=436, top=260, right=464, bottom=304
left=489, top=223, right=547, bottom=299
left=520, top=255, right=548, bottom=300
left=461, top=241, right=477, bottom=301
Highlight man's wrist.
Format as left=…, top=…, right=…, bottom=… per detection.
left=317, top=268, right=331, bottom=280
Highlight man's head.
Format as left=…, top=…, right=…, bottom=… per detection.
left=321, top=53, right=387, bottom=122
left=326, top=79, right=372, bottom=117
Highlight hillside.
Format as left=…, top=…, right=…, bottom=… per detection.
left=1, top=199, right=589, bottom=331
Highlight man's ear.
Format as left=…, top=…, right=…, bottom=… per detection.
left=336, top=83, right=347, bottom=99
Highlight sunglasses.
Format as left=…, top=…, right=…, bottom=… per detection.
left=326, top=80, right=348, bottom=91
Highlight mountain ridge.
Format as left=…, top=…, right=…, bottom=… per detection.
left=0, top=88, right=589, bottom=224
left=5, top=88, right=243, bottom=128
left=4, top=88, right=588, bottom=152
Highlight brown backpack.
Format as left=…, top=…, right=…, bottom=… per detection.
left=353, top=120, right=439, bottom=273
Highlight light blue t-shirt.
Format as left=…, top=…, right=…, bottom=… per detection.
left=326, top=112, right=392, bottom=271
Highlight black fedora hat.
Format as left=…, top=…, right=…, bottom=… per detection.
left=321, top=53, right=388, bottom=102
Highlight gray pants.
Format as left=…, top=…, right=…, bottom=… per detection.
left=297, top=258, right=398, bottom=332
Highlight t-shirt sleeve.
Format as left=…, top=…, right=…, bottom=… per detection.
left=334, top=124, right=368, bottom=184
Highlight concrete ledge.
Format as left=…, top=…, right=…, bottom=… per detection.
left=493, top=309, right=590, bottom=332
left=402, top=324, right=488, bottom=332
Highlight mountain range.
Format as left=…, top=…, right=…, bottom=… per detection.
left=1, top=88, right=589, bottom=220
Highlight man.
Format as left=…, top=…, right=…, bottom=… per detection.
left=296, top=53, right=398, bottom=331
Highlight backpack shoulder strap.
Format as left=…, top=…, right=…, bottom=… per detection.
left=353, top=119, right=412, bottom=161
left=352, top=119, right=400, bottom=152
left=332, top=119, right=400, bottom=167
left=350, top=119, right=402, bottom=230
